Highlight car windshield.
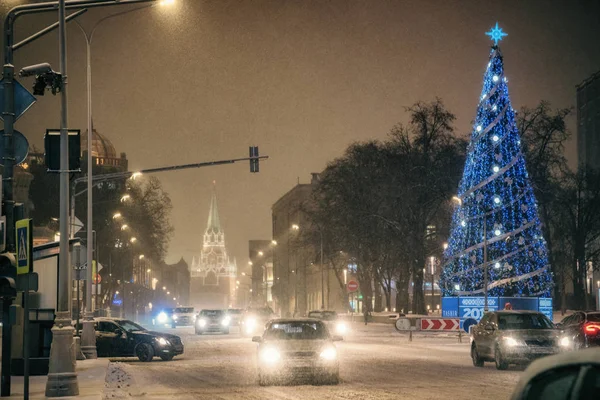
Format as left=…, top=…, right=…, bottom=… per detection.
left=321, top=311, right=338, bottom=321
left=118, top=320, right=146, bottom=333
left=587, top=314, right=600, bottom=322
left=175, top=307, right=194, bottom=313
left=498, top=314, right=554, bottom=330
left=264, top=321, right=329, bottom=340
left=201, top=310, right=224, bottom=317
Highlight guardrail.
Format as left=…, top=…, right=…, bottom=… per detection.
left=394, top=317, right=464, bottom=342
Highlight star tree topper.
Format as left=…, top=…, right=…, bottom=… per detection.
left=486, top=22, right=508, bottom=45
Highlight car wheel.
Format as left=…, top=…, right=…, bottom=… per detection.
left=494, top=346, right=508, bottom=370
left=160, top=354, right=174, bottom=361
left=471, top=343, right=484, bottom=367
left=136, top=343, right=154, bottom=362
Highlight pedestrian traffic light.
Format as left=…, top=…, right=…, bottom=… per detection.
left=0, top=252, right=16, bottom=279
left=249, top=146, right=259, bottom=173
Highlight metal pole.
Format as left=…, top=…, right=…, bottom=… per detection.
left=483, top=219, right=488, bottom=313
left=23, top=268, right=30, bottom=400
left=320, top=230, right=324, bottom=309
left=431, top=259, right=434, bottom=313
left=46, top=1, right=79, bottom=396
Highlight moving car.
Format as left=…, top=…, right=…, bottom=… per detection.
left=307, top=310, right=349, bottom=336
left=94, top=318, right=184, bottom=362
left=152, top=308, right=175, bottom=327
left=171, top=306, right=196, bottom=328
left=510, top=348, right=600, bottom=400
left=470, top=311, right=568, bottom=370
left=252, top=318, right=342, bottom=385
left=242, top=306, right=277, bottom=336
left=195, top=309, right=230, bottom=334
left=556, top=311, right=600, bottom=349
left=227, top=308, right=243, bottom=326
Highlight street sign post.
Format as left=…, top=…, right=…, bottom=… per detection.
left=15, top=218, right=33, bottom=399
left=347, top=280, right=359, bottom=292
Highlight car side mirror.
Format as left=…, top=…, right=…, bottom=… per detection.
left=484, top=324, right=495, bottom=331
left=332, top=335, right=343, bottom=342
left=252, top=336, right=262, bottom=343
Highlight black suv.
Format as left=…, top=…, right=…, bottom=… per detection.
left=556, top=311, right=600, bottom=349
left=94, top=318, right=184, bottom=362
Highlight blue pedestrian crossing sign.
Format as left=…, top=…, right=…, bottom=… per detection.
left=16, top=219, right=33, bottom=275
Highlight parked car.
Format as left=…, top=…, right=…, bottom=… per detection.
left=195, top=309, right=230, bottom=334
left=556, top=311, right=600, bottom=349
left=252, top=318, right=342, bottom=385
left=94, top=318, right=183, bottom=362
left=307, top=310, right=349, bottom=336
left=171, top=306, right=196, bottom=327
left=470, top=310, right=568, bottom=370
left=510, top=348, right=600, bottom=400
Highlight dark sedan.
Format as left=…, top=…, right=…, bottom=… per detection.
left=94, top=318, right=184, bottom=362
left=471, top=311, right=568, bottom=370
left=556, top=311, right=600, bottom=349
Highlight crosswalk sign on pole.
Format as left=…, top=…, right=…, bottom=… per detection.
left=16, top=219, right=33, bottom=275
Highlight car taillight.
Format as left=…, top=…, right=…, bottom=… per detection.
left=583, top=322, right=600, bottom=335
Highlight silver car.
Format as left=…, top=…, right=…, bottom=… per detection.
left=471, top=310, right=569, bottom=370
left=252, top=318, right=342, bottom=385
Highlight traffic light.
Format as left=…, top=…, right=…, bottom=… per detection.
left=0, top=252, right=16, bottom=299
left=249, top=146, right=259, bottom=173
left=44, top=129, right=81, bottom=172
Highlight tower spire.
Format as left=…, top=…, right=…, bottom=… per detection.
left=206, top=181, right=221, bottom=233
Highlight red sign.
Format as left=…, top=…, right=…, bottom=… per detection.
left=347, top=280, right=359, bottom=292
left=93, top=274, right=102, bottom=284
left=420, top=318, right=460, bottom=331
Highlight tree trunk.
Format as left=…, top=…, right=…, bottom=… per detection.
left=395, top=273, right=410, bottom=314
left=374, top=287, right=383, bottom=312
left=411, top=260, right=426, bottom=315
left=357, top=269, right=373, bottom=312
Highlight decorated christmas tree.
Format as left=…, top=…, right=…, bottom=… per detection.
left=439, top=24, right=554, bottom=298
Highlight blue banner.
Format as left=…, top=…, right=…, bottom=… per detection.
left=441, top=297, right=459, bottom=318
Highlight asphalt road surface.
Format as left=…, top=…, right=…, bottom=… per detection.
left=103, top=323, right=523, bottom=400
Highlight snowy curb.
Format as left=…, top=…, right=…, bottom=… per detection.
left=103, top=362, right=141, bottom=399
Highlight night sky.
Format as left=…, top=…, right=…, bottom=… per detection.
left=2, top=0, right=599, bottom=270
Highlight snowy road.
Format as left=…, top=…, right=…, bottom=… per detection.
left=103, top=323, right=523, bottom=400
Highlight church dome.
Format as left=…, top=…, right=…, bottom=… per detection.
left=81, top=127, right=117, bottom=159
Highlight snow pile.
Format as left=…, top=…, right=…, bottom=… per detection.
left=104, top=362, right=140, bottom=399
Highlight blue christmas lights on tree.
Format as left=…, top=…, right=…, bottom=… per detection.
left=439, top=24, right=554, bottom=298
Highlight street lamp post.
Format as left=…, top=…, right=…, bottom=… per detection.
left=319, top=229, right=324, bottom=310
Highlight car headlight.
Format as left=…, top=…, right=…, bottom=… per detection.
left=157, top=312, right=168, bottom=324
left=198, top=319, right=207, bottom=327
left=222, top=317, right=231, bottom=326
left=559, top=337, right=571, bottom=348
left=193, top=315, right=197, bottom=321
left=502, top=337, right=519, bottom=347
left=320, top=346, right=337, bottom=360
left=172, top=315, right=178, bottom=321
left=335, top=322, right=347, bottom=335
left=157, top=337, right=169, bottom=346
left=259, top=346, right=281, bottom=364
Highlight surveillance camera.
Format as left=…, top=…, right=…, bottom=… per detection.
left=19, top=63, right=53, bottom=77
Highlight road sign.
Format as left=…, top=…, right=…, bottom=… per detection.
left=16, top=219, right=33, bottom=275
left=0, top=78, right=37, bottom=122
left=0, top=130, right=29, bottom=166
left=71, top=216, right=83, bottom=235
left=462, top=318, right=478, bottom=333
left=420, top=318, right=460, bottom=331
left=395, top=318, right=412, bottom=331
left=347, top=280, right=359, bottom=292
left=92, top=274, right=101, bottom=284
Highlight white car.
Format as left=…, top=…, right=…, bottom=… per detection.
left=307, top=310, right=349, bottom=337
left=171, top=307, right=196, bottom=327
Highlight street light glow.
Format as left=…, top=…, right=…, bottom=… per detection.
left=139, top=254, right=145, bottom=260
left=248, top=261, right=253, bottom=265
left=162, top=286, right=166, bottom=291
left=130, top=172, right=142, bottom=180
left=451, top=196, right=462, bottom=205
left=147, top=268, right=151, bottom=273
left=121, top=224, right=128, bottom=230
left=271, top=240, right=278, bottom=246
left=159, top=0, right=176, bottom=6
left=258, top=251, right=264, bottom=256
left=112, top=213, right=122, bottom=219
left=292, top=224, right=300, bottom=230
left=130, top=237, right=137, bottom=243
left=120, top=194, right=131, bottom=202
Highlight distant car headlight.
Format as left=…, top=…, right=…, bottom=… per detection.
left=198, top=319, right=207, bottom=327
left=259, top=346, right=281, bottom=364
left=502, top=337, right=520, bottom=347
left=335, top=322, right=347, bottom=335
left=245, top=317, right=256, bottom=333
left=193, top=314, right=197, bottom=321
left=222, top=316, right=231, bottom=326
left=157, top=312, right=168, bottom=324
left=319, top=346, right=337, bottom=360
left=559, top=337, right=571, bottom=348
left=157, top=337, right=169, bottom=346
